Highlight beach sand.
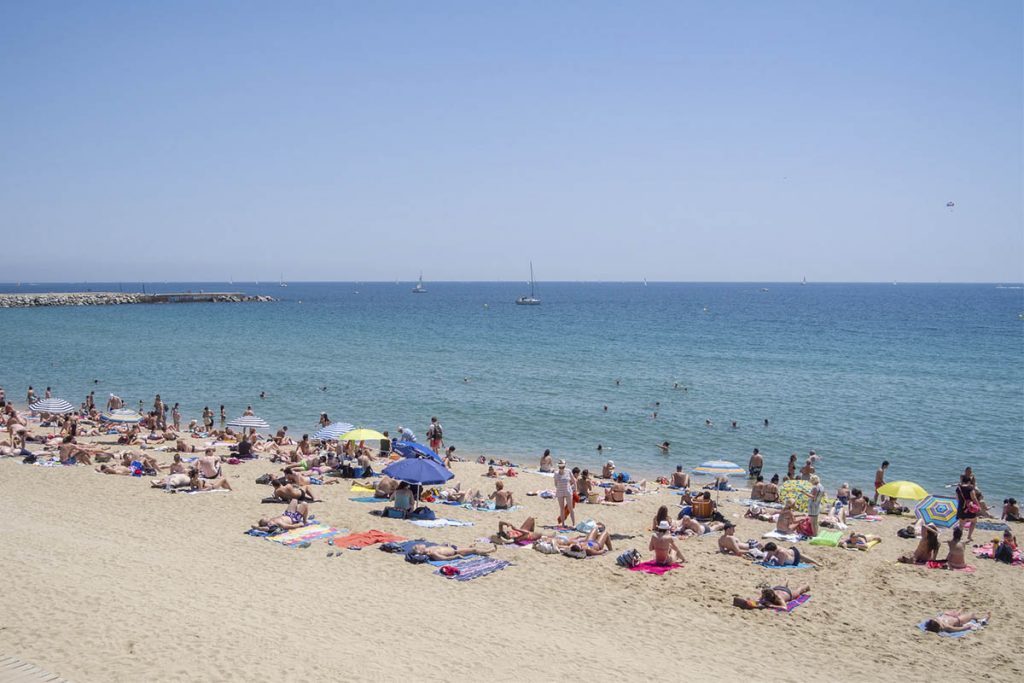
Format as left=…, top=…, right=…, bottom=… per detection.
left=1, top=443, right=1022, bottom=682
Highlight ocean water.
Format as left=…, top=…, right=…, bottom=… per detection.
left=2, top=281, right=1022, bottom=501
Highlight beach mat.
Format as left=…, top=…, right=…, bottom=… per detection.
left=809, top=530, right=842, bottom=547
left=0, top=653, right=72, bottom=682
left=461, top=502, right=522, bottom=512
left=435, top=557, right=512, bottom=581
left=267, top=524, right=342, bottom=546
left=975, top=521, right=1011, bottom=532
left=759, top=561, right=815, bottom=569
left=331, top=530, right=406, bottom=549
left=773, top=594, right=811, bottom=613
left=842, top=538, right=881, bottom=551
left=925, top=561, right=976, bottom=573
left=350, top=483, right=376, bottom=494
left=408, top=518, right=474, bottom=528
left=973, top=543, right=1023, bottom=566
left=629, top=560, right=681, bottom=575
left=349, top=496, right=382, bottom=503
left=917, top=617, right=987, bottom=638
left=762, top=530, right=805, bottom=543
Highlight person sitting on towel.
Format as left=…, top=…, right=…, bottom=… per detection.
left=775, top=499, right=804, bottom=533
left=391, top=482, right=416, bottom=514
left=650, top=521, right=686, bottom=565
left=898, top=523, right=940, bottom=564
left=489, top=480, right=514, bottom=509
left=718, top=522, right=755, bottom=556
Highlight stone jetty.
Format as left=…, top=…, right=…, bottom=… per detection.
left=0, top=292, right=276, bottom=309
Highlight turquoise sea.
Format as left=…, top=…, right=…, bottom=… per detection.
left=2, top=281, right=1022, bottom=501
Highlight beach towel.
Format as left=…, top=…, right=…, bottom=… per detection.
left=350, top=483, right=376, bottom=494
left=521, top=469, right=555, bottom=477
left=349, top=496, right=382, bottom=503
left=762, top=530, right=805, bottom=543
left=917, top=617, right=987, bottom=638
left=629, top=560, right=681, bottom=575
left=772, top=594, right=811, bottom=613
left=842, top=539, right=881, bottom=551
left=974, top=521, right=1011, bottom=532
left=809, top=530, right=842, bottom=547
left=733, top=498, right=784, bottom=509
left=266, top=524, right=343, bottom=546
left=408, top=518, right=474, bottom=528
left=330, top=530, right=406, bottom=549
left=759, top=561, right=815, bottom=569
left=184, top=488, right=230, bottom=495
left=435, top=557, right=512, bottom=581
left=850, top=514, right=883, bottom=522
left=925, top=561, right=976, bottom=573
left=973, top=542, right=1024, bottom=566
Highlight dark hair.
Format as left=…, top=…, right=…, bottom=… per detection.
left=655, top=505, right=669, bottom=525
left=762, top=542, right=778, bottom=552
left=924, top=619, right=941, bottom=633
left=960, top=474, right=972, bottom=485
left=572, top=467, right=580, bottom=475
left=543, top=449, right=550, bottom=457
left=852, top=488, right=863, bottom=497
left=881, top=460, right=889, bottom=467
left=756, top=475, right=764, bottom=482
left=770, top=474, right=779, bottom=484
left=952, top=527, right=963, bottom=542
left=924, top=526, right=940, bottom=553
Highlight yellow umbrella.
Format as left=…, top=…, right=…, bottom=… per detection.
left=877, top=480, right=928, bottom=501
left=339, top=428, right=386, bottom=442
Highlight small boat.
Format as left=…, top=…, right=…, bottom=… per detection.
left=760, top=287, right=768, bottom=292
left=412, top=273, right=427, bottom=293
left=279, top=273, right=287, bottom=288
left=515, top=262, right=541, bottom=305
left=801, top=276, right=807, bottom=286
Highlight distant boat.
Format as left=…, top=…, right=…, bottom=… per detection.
left=761, top=287, right=769, bottom=292
left=279, top=273, right=287, bottom=288
left=412, top=272, right=427, bottom=293
left=642, top=277, right=648, bottom=287
left=515, top=262, right=541, bottom=305
left=801, top=276, right=807, bottom=286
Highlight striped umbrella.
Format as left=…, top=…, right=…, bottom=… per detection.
left=29, top=398, right=74, bottom=415
left=692, top=460, right=745, bottom=476
left=226, top=415, right=270, bottom=431
left=312, top=422, right=355, bottom=441
left=915, top=495, right=958, bottom=528
left=100, top=408, right=143, bottom=424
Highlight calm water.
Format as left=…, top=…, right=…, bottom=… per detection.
left=2, top=281, right=1022, bottom=501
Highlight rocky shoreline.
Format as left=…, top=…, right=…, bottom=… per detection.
left=0, top=292, right=276, bottom=308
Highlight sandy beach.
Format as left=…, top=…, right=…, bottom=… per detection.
left=1, top=434, right=1022, bottom=683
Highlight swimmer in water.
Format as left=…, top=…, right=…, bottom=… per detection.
left=705, top=419, right=713, bottom=427
left=657, top=441, right=670, bottom=454
left=603, top=405, right=608, bottom=412
left=260, top=391, right=266, bottom=400
left=597, top=444, right=603, bottom=453
left=731, top=421, right=738, bottom=429
left=615, top=379, right=620, bottom=386
left=764, top=418, right=769, bottom=426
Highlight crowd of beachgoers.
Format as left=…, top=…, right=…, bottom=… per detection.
left=2, top=380, right=1021, bottom=635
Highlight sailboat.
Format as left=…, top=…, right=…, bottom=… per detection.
left=801, top=276, right=807, bottom=286
left=515, top=262, right=541, bottom=305
left=279, top=273, right=288, bottom=288
left=412, top=272, right=427, bottom=293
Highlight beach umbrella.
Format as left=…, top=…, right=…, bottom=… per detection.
left=692, top=460, right=745, bottom=476
left=226, top=415, right=270, bottom=431
left=383, top=456, right=454, bottom=486
left=877, top=480, right=928, bottom=501
left=312, top=422, right=355, bottom=441
left=339, top=428, right=386, bottom=442
left=915, top=495, right=958, bottom=528
left=100, top=408, right=143, bottom=424
left=779, top=479, right=816, bottom=512
left=393, top=440, right=444, bottom=464
left=29, top=398, right=74, bottom=415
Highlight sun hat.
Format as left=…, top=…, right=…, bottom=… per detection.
left=557, top=459, right=566, bottom=467
left=657, top=520, right=671, bottom=531
left=607, top=460, right=615, bottom=466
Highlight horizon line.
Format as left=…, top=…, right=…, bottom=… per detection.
left=2, top=280, right=1022, bottom=286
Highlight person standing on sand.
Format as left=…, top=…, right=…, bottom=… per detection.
left=807, top=474, right=825, bottom=536
left=172, top=403, right=181, bottom=431
left=153, top=395, right=164, bottom=429
left=220, top=405, right=226, bottom=429
left=26, top=386, right=36, bottom=405
left=553, top=460, right=577, bottom=527
left=873, top=460, right=889, bottom=505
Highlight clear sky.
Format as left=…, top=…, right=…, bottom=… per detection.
left=1, top=2, right=1020, bottom=283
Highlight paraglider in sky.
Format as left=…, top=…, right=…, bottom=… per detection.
left=946, top=201, right=955, bottom=211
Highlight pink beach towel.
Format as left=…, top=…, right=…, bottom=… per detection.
left=773, top=594, right=811, bottom=613
left=629, top=560, right=681, bottom=575
left=926, top=561, right=976, bottom=573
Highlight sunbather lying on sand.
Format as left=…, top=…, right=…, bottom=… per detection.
left=495, top=517, right=543, bottom=543
left=922, top=609, right=990, bottom=633
left=556, top=526, right=613, bottom=558
left=151, top=472, right=190, bottom=488
left=189, top=469, right=232, bottom=491
left=253, top=501, right=310, bottom=532
left=762, top=542, right=819, bottom=566
left=678, top=515, right=725, bottom=536
left=266, top=482, right=318, bottom=503
left=410, top=543, right=495, bottom=561
left=733, top=583, right=811, bottom=609
left=96, top=463, right=133, bottom=475
left=838, top=532, right=881, bottom=549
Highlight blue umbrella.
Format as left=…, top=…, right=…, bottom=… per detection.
left=383, top=457, right=453, bottom=486
left=393, top=441, right=444, bottom=464
left=313, top=422, right=355, bottom=441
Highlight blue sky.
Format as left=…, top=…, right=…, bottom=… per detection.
left=1, top=2, right=1020, bottom=282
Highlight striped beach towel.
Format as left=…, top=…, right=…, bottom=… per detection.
left=267, top=524, right=343, bottom=546
left=435, top=557, right=512, bottom=581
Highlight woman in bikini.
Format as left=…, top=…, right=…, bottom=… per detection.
left=496, top=517, right=543, bottom=543
left=410, top=543, right=496, bottom=561
left=679, top=515, right=724, bottom=536
left=775, top=499, right=803, bottom=533
left=898, top=523, right=940, bottom=564
left=253, top=501, right=309, bottom=532
left=732, top=583, right=811, bottom=609
left=923, top=609, right=989, bottom=634
left=761, top=542, right=819, bottom=566
left=838, top=532, right=881, bottom=549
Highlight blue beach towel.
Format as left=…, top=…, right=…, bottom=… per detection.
left=349, top=496, right=381, bottom=503
left=758, top=561, right=815, bottom=569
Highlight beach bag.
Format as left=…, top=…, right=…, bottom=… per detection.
left=405, top=551, right=429, bottom=564
left=965, top=501, right=981, bottom=514
left=795, top=518, right=814, bottom=537
left=616, top=549, right=642, bottom=568
left=534, top=540, right=559, bottom=554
